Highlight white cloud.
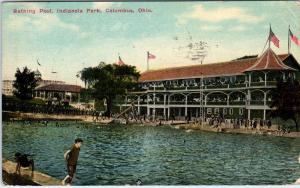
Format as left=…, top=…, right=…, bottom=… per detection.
left=200, top=25, right=222, bottom=31
left=79, top=32, right=89, bottom=38
left=228, top=25, right=246, bottom=32
left=180, top=4, right=264, bottom=24
left=199, top=25, right=246, bottom=32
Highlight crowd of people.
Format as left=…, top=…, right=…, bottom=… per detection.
left=3, top=102, right=92, bottom=116
left=205, top=117, right=273, bottom=130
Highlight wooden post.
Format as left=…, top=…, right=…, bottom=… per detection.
left=137, top=96, right=140, bottom=115
left=185, top=95, right=188, bottom=117
left=263, top=92, right=266, bottom=120
left=163, top=94, right=166, bottom=118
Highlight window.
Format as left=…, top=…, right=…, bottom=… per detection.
left=223, top=108, right=227, bottom=115
left=229, top=108, right=233, bottom=115
left=239, top=108, right=243, bottom=115
left=214, top=108, right=219, bottom=114
left=207, top=108, right=212, bottom=114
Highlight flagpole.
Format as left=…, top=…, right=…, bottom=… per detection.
left=268, top=23, right=271, bottom=49
left=36, top=59, right=39, bottom=71
left=288, top=25, right=290, bottom=54
left=147, top=51, right=149, bottom=71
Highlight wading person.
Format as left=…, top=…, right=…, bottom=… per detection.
left=62, top=138, right=83, bottom=185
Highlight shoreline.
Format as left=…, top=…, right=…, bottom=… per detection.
left=171, top=123, right=300, bottom=138
left=2, top=111, right=113, bottom=124
left=3, top=111, right=300, bottom=138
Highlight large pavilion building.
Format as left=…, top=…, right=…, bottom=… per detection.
left=34, top=84, right=81, bottom=103
left=122, top=48, right=300, bottom=121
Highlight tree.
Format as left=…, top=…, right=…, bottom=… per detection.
left=13, top=67, right=37, bottom=100
left=79, top=88, right=93, bottom=103
left=80, top=62, right=140, bottom=117
left=270, top=79, right=300, bottom=131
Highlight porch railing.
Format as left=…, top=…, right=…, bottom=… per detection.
left=229, top=83, right=246, bottom=88
left=250, top=82, right=265, bottom=87
left=250, top=100, right=264, bottom=105
left=169, top=101, right=185, bottom=105
left=229, top=101, right=246, bottom=105
left=206, top=101, right=227, bottom=105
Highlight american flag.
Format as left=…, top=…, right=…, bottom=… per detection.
left=147, top=52, right=156, bottom=59
left=117, top=56, right=125, bottom=66
left=289, top=29, right=299, bottom=45
left=269, top=27, right=280, bottom=48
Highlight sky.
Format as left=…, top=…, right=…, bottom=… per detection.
left=2, top=1, right=300, bottom=86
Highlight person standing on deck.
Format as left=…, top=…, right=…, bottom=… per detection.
left=62, top=138, right=83, bottom=185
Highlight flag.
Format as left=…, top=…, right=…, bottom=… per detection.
left=289, top=29, right=299, bottom=45
left=37, top=59, right=41, bottom=66
left=269, top=27, right=280, bottom=48
left=147, top=52, right=156, bottom=59
left=117, top=56, right=125, bottom=66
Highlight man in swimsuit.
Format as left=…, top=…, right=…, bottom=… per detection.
left=62, top=138, right=83, bottom=185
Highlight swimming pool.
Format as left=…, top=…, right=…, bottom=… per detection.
left=2, top=121, right=300, bottom=185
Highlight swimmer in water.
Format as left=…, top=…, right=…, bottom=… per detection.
left=136, top=179, right=142, bottom=185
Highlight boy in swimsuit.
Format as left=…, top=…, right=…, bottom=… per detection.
left=62, top=138, right=83, bottom=185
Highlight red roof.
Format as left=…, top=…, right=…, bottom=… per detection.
left=139, top=53, right=294, bottom=82
left=245, top=48, right=295, bottom=72
left=35, top=84, right=81, bottom=93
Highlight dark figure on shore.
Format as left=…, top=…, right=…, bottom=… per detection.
left=95, top=111, right=99, bottom=121
left=171, top=114, right=175, bottom=121
left=253, top=120, right=257, bottom=129
left=267, top=120, right=272, bottom=129
left=260, top=120, right=263, bottom=128
left=92, top=111, right=95, bottom=120
left=15, top=152, right=34, bottom=176
left=62, top=138, right=83, bottom=185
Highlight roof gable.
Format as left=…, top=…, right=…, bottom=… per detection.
left=244, top=48, right=295, bottom=72
left=281, top=54, right=300, bottom=71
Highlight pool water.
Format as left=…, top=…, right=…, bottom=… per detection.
left=2, top=121, right=300, bottom=185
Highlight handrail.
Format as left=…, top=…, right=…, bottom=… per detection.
left=116, top=102, right=136, bottom=118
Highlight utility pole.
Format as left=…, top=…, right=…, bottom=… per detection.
left=288, top=25, right=290, bottom=54
left=147, top=51, right=149, bottom=71
left=188, top=41, right=208, bottom=126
